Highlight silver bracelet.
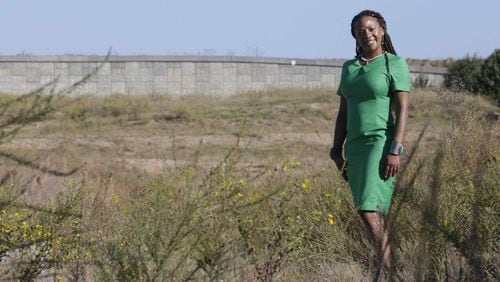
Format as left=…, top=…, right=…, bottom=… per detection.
left=389, top=141, right=404, bottom=156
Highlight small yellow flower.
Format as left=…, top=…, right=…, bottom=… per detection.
left=283, top=160, right=301, bottom=171
left=21, top=221, right=29, bottom=230
left=36, top=225, right=43, bottom=236
left=238, top=179, right=246, bottom=186
left=300, top=178, right=310, bottom=192
left=327, top=213, right=334, bottom=225
left=182, top=166, right=195, bottom=176
left=335, top=199, right=342, bottom=208
left=442, top=219, right=449, bottom=227
left=111, top=194, right=120, bottom=204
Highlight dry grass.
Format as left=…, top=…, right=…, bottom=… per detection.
left=0, top=87, right=498, bottom=280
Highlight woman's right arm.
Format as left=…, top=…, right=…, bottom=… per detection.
left=331, top=96, right=347, bottom=170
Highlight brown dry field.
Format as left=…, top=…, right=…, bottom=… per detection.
left=0, top=88, right=496, bottom=202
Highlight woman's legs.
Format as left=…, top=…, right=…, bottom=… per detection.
left=359, top=211, right=391, bottom=270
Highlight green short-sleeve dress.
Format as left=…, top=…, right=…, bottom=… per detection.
left=337, top=53, right=411, bottom=214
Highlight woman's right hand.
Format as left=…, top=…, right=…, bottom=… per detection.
left=331, top=155, right=345, bottom=171
left=332, top=155, right=348, bottom=181
left=329, top=147, right=344, bottom=171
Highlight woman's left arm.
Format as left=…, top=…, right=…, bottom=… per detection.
left=392, top=91, right=409, bottom=143
left=383, top=91, right=409, bottom=179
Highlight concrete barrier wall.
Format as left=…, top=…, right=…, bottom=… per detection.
left=0, top=56, right=447, bottom=96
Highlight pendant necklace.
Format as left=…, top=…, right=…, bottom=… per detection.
left=360, top=52, right=385, bottom=63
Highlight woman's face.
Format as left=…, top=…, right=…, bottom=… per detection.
left=353, top=16, right=385, bottom=56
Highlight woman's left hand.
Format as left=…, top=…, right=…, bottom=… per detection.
left=382, top=154, right=400, bottom=180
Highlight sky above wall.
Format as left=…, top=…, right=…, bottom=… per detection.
left=0, top=0, right=498, bottom=59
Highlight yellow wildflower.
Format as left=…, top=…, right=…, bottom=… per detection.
left=300, top=178, right=310, bottom=192
left=111, top=194, right=120, bottom=204
left=283, top=160, right=301, bottom=171
left=335, top=199, right=342, bottom=208
left=21, top=221, right=29, bottom=230
left=182, top=166, right=195, bottom=176
left=36, top=224, right=43, bottom=236
left=443, top=219, right=449, bottom=227
left=328, top=213, right=334, bottom=225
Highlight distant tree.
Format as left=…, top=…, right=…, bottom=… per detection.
left=478, top=49, right=499, bottom=104
left=443, top=54, right=483, bottom=93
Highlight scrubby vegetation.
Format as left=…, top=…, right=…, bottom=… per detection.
left=444, top=49, right=499, bottom=104
left=0, top=86, right=498, bottom=280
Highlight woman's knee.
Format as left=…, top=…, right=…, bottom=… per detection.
left=359, top=211, right=383, bottom=230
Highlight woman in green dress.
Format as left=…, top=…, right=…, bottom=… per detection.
left=330, top=10, right=410, bottom=270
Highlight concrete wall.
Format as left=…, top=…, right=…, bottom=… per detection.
left=0, top=56, right=447, bottom=96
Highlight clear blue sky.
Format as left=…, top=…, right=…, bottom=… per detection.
left=1, top=0, right=498, bottom=59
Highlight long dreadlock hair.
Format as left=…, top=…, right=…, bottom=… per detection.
left=350, top=10, right=397, bottom=59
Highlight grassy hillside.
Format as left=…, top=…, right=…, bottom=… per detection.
left=0, top=88, right=498, bottom=280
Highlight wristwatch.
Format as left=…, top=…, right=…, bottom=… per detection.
left=389, top=141, right=404, bottom=156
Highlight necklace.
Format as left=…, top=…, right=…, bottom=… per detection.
left=360, top=52, right=385, bottom=63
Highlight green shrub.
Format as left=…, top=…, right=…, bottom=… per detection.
left=444, top=55, right=483, bottom=93
left=0, top=184, right=85, bottom=281
left=87, top=149, right=318, bottom=281
left=444, top=49, right=499, bottom=104
left=478, top=49, right=500, bottom=104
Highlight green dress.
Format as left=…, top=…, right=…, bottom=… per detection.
left=337, top=53, right=411, bottom=214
